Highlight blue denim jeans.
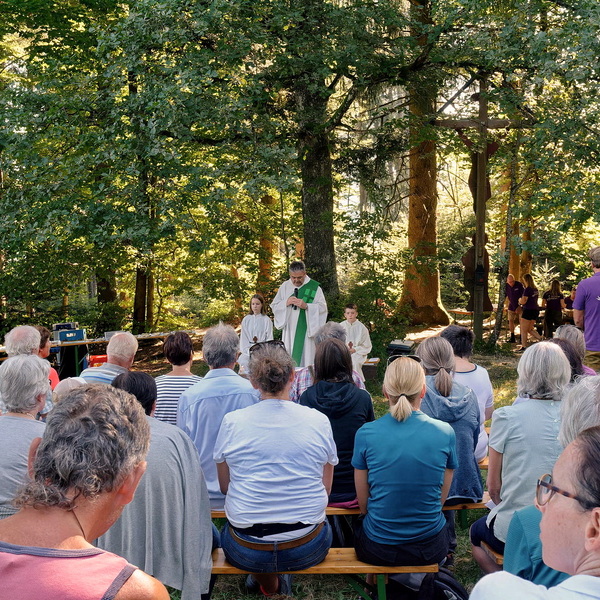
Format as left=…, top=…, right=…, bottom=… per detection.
left=220, top=521, right=332, bottom=573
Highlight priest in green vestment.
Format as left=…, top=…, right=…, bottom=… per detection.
left=270, top=261, right=328, bottom=367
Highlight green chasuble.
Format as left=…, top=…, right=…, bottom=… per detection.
left=291, top=278, right=321, bottom=365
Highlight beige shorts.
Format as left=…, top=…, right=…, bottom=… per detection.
left=584, top=351, right=600, bottom=372
left=507, top=309, right=520, bottom=323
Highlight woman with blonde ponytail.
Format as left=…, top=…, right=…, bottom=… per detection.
left=352, top=356, right=457, bottom=567
left=416, top=336, right=483, bottom=564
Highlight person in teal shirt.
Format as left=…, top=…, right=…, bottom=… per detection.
left=352, top=356, right=457, bottom=566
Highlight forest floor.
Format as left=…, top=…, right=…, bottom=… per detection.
left=135, top=323, right=520, bottom=599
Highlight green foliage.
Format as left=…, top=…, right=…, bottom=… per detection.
left=335, top=209, right=409, bottom=369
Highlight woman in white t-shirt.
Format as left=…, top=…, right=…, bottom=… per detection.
left=215, top=340, right=337, bottom=597
left=440, top=325, right=494, bottom=461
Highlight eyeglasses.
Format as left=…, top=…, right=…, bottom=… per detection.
left=387, top=354, right=422, bottom=366
left=536, top=473, right=591, bottom=509
left=249, top=339, right=287, bottom=354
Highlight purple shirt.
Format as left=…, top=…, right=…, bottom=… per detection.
left=522, top=287, right=539, bottom=311
left=505, top=281, right=524, bottom=311
left=573, top=271, right=600, bottom=351
left=542, top=291, right=564, bottom=312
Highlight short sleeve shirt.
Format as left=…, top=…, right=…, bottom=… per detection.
left=543, top=291, right=564, bottom=312
left=487, top=400, right=562, bottom=542
left=506, top=282, right=525, bottom=311
left=352, top=411, right=457, bottom=544
left=214, top=399, right=337, bottom=528
left=573, top=272, right=600, bottom=351
left=522, top=287, right=540, bottom=311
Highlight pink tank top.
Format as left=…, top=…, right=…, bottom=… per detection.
left=0, top=540, right=137, bottom=600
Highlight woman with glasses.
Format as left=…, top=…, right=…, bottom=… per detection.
left=503, top=375, right=600, bottom=587
left=470, top=342, right=571, bottom=574
left=352, top=356, right=456, bottom=567
left=471, top=424, right=600, bottom=599
left=215, top=340, right=336, bottom=598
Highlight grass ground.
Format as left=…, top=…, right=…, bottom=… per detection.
left=137, top=333, right=519, bottom=600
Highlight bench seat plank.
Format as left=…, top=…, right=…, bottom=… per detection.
left=211, top=548, right=438, bottom=575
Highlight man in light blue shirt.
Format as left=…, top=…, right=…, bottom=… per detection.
left=79, top=332, right=138, bottom=385
left=178, top=323, right=259, bottom=509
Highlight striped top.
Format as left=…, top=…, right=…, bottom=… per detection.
left=154, top=374, right=203, bottom=425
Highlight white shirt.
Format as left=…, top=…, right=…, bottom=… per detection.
left=214, top=399, right=338, bottom=528
left=238, top=314, right=273, bottom=370
left=340, top=319, right=372, bottom=379
left=471, top=572, right=600, bottom=600
left=453, top=364, right=494, bottom=460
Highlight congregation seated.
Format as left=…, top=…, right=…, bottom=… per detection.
left=440, top=325, right=494, bottom=461
left=471, top=424, right=600, bottom=599
left=548, top=337, right=585, bottom=382
left=153, top=331, right=202, bottom=425
left=33, top=326, right=60, bottom=390
left=555, top=324, right=596, bottom=375
left=79, top=331, right=138, bottom=385
left=352, top=356, right=455, bottom=567
left=1, top=326, right=53, bottom=417
left=299, top=337, right=374, bottom=505
left=215, top=340, right=336, bottom=597
left=416, top=336, right=482, bottom=562
left=289, top=322, right=365, bottom=402
left=177, top=323, right=259, bottom=510
left=471, top=342, right=570, bottom=573
left=0, top=384, right=168, bottom=600
left=504, top=375, right=600, bottom=587
left=97, top=372, right=213, bottom=600
left=0, top=355, right=49, bottom=519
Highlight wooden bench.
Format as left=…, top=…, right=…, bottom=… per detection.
left=212, top=547, right=437, bottom=600
left=212, top=493, right=490, bottom=520
left=481, top=541, right=504, bottom=566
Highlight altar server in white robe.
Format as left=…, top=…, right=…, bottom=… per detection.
left=340, top=303, right=372, bottom=381
left=270, top=260, right=328, bottom=367
left=238, top=293, right=273, bottom=372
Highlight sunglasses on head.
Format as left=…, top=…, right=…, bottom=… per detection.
left=249, top=339, right=287, bottom=354
left=387, top=354, right=422, bottom=366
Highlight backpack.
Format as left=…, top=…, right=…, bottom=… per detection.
left=385, top=567, right=469, bottom=600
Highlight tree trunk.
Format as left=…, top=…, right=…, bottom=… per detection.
left=520, top=226, right=533, bottom=275
left=97, top=274, right=118, bottom=304
left=258, top=194, right=276, bottom=292
left=133, top=267, right=147, bottom=334
left=146, top=266, right=154, bottom=331
left=509, top=221, right=521, bottom=280
left=296, top=86, right=339, bottom=301
left=400, top=1, right=449, bottom=325
left=62, top=292, right=69, bottom=319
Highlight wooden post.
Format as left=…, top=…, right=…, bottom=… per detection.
left=473, top=78, right=488, bottom=341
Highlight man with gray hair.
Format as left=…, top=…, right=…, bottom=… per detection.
left=289, top=321, right=366, bottom=402
left=177, top=323, right=259, bottom=509
left=79, top=331, right=139, bottom=385
left=574, top=246, right=600, bottom=371
left=0, top=355, right=49, bottom=518
left=1, top=326, right=51, bottom=417
left=4, top=326, right=41, bottom=356
left=270, top=260, right=328, bottom=367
